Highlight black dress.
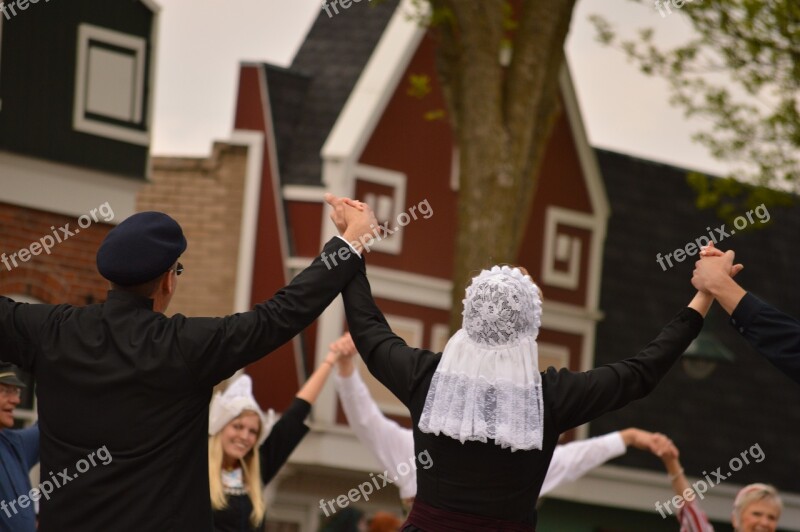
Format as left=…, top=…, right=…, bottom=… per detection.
left=213, top=398, right=311, bottom=532
left=342, top=267, right=703, bottom=529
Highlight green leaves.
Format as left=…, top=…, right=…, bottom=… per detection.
left=591, top=0, right=800, bottom=213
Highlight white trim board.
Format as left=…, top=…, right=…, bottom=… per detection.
left=229, top=130, right=264, bottom=314
left=0, top=150, right=140, bottom=221
left=558, top=65, right=609, bottom=313
left=286, top=258, right=453, bottom=311
left=282, top=185, right=325, bottom=203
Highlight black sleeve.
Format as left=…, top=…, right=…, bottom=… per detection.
left=259, top=397, right=311, bottom=485
left=175, top=238, right=363, bottom=387
left=342, top=268, right=440, bottom=406
left=549, top=307, right=704, bottom=433
left=731, top=292, right=800, bottom=386
left=0, top=297, right=61, bottom=371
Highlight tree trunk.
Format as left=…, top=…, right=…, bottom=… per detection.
left=429, top=0, right=578, bottom=332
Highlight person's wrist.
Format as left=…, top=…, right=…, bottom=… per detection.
left=706, top=270, right=735, bottom=296
left=339, top=230, right=364, bottom=252
left=667, top=467, right=685, bottom=481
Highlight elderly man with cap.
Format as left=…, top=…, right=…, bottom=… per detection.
left=0, top=194, right=376, bottom=532
left=0, top=363, right=38, bottom=532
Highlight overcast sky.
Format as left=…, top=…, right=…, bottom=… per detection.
left=152, top=0, right=729, bottom=176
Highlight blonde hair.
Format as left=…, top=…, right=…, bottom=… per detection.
left=732, top=483, right=782, bottom=529
left=208, top=412, right=266, bottom=527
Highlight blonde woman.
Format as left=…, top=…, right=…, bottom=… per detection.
left=208, top=352, right=340, bottom=532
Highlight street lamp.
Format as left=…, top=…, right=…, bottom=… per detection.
left=681, top=330, right=736, bottom=379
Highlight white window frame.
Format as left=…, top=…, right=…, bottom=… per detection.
left=73, top=23, right=149, bottom=145
left=353, top=163, right=407, bottom=255
left=541, top=206, right=595, bottom=290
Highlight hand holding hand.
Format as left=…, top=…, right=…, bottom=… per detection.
left=325, top=194, right=377, bottom=253
left=692, top=242, right=743, bottom=293
left=329, top=333, right=358, bottom=376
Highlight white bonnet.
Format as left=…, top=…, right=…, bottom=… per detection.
left=208, top=374, right=275, bottom=446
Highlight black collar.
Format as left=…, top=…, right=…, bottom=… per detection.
left=106, top=290, right=155, bottom=310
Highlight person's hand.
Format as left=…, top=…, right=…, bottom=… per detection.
left=330, top=332, right=357, bottom=358
left=647, top=433, right=679, bottom=461
left=329, top=333, right=358, bottom=377
left=622, top=429, right=679, bottom=460
left=697, top=242, right=744, bottom=277
left=324, top=194, right=377, bottom=252
left=692, top=243, right=743, bottom=293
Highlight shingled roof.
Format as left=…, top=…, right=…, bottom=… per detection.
left=266, top=0, right=401, bottom=186
left=589, top=149, right=800, bottom=494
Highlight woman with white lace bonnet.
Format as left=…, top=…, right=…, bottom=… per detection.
left=342, top=263, right=720, bottom=531
left=207, top=352, right=341, bottom=532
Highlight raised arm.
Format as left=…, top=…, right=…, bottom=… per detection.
left=0, top=298, right=61, bottom=370
left=295, top=347, right=341, bottom=405
left=180, top=195, right=377, bottom=387
left=692, top=242, right=746, bottom=314
left=332, top=333, right=417, bottom=499
left=695, top=243, right=800, bottom=385
left=657, top=443, right=715, bottom=531
left=341, top=270, right=440, bottom=406
left=540, top=431, right=626, bottom=495
left=550, top=297, right=705, bottom=433
left=541, top=428, right=677, bottom=496
left=258, top=397, right=311, bottom=485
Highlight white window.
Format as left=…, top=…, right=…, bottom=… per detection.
left=73, top=23, right=149, bottom=145
left=353, top=164, right=407, bottom=255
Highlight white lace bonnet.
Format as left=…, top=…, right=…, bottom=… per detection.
left=418, top=265, right=544, bottom=451
left=208, top=374, right=276, bottom=446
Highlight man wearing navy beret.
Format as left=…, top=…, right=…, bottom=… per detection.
left=0, top=194, right=376, bottom=531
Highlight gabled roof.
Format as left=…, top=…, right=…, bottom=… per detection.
left=590, top=149, right=800, bottom=493
left=261, top=65, right=311, bottom=180
left=269, top=0, right=401, bottom=186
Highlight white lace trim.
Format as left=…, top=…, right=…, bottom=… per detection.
left=419, top=266, right=544, bottom=451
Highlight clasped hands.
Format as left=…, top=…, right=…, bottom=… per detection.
left=691, top=241, right=743, bottom=295
left=324, top=193, right=378, bottom=254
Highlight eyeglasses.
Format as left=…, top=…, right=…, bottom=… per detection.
left=0, top=384, right=22, bottom=398
left=173, top=262, right=184, bottom=276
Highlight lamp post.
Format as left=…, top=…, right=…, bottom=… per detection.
left=681, top=330, right=736, bottom=379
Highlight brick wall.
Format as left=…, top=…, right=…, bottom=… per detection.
left=142, top=142, right=249, bottom=317
left=0, top=203, right=113, bottom=305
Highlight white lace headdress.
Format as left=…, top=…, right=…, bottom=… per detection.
left=209, top=374, right=276, bottom=446
left=418, top=265, right=544, bottom=451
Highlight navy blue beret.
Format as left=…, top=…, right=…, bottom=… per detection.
left=96, top=212, right=187, bottom=286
